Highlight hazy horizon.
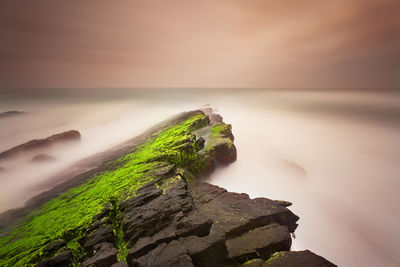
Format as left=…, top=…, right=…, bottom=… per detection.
left=1, top=0, right=399, bottom=89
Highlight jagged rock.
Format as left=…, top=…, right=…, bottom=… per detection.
left=130, top=240, right=194, bottom=267
left=82, top=242, right=118, bottom=267
left=35, top=249, right=73, bottom=267
left=0, top=130, right=81, bottom=160
left=31, top=154, right=56, bottom=163
left=226, top=223, right=291, bottom=263
left=179, top=234, right=228, bottom=267
left=189, top=182, right=299, bottom=237
left=274, top=200, right=292, bottom=208
left=41, top=239, right=66, bottom=255
left=83, top=225, right=115, bottom=253
left=262, top=250, right=337, bottom=267
left=0, top=110, right=335, bottom=267
left=122, top=178, right=194, bottom=246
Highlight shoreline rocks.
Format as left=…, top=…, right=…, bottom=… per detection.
left=0, top=110, right=336, bottom=267
left=0, top=130, right=81, bottom=161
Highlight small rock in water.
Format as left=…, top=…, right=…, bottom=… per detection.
left=31, top=154, right=56, bottom=163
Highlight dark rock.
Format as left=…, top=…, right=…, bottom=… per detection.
left=122, top=178, right=194, bottom=246
left=130, top=240, right=194, bottom=267
left=274, top=200, right=292, bottom=208
left=0, top=111, right=25, bottom=119
left=226, top=223, right=291, bottom=263
left=179, top=234, right=228, bottom=267
left=31, top=154, right=56, bottom=163
left=262, top=250, right=337, bottom=267
left=41, top=239, right=66, bottom=255
left=88, top=217, right=111, bottom=232
left=189, top=182, right=299, bottom=237
left=241, top=259, right=265, bottom=267
left=35, top=249, right=73, bottom=267
left=0, top=130, right=81, bottom=160
left=83, top=225, right=115, bottom=252
left=194, top=137, right=205, bottom=151
left=111, top=261, right=128, bottom=267
left=82, top=242, right=118, bottom=267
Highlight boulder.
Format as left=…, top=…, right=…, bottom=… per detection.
left=41, top=239, right=66, bottom=255
left=130, top=240, right=194, bottom=267
left=83, top=225, right=115, bottom=253
left=35, top=249, right=73, bottom=267
left=82, top=242, right=118, bottom=267
left=226, top=223, right=291, bottom=263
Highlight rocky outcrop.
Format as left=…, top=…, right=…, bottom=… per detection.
left=0, top=130, right=81, bottom=161
left=0, top=110, right=335, bottom=267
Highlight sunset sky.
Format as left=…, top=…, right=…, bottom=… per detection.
left=1, top=0, right=399, bottom=90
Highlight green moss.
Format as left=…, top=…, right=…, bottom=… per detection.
left=210, top=122, right=232, bottom=138
left=0, top=112, right=210, bottom=266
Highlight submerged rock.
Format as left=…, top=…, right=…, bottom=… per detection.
left=31, top=154, right=56, bottom=163
left=0, top=111, right=25, bottom=119
left=0, top=130, right=81, bottom=161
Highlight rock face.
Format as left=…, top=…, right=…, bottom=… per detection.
left=0, top=130, right=81, bottom=160
left=0, top=110, right=335, bottom=267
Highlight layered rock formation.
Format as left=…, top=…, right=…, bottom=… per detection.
left=0, top=110, right=335, bottom=267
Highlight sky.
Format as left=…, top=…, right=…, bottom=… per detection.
left=0, top=0, right=399, bottom=90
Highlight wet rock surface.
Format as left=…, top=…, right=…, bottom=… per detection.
left=3, top=110, right=335, bottom=267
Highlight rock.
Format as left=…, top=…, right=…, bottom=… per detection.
left=111, top=261, right=128, bottom=267
left=194, top=137, right=205, bottom=151
left=83, top=225, right=115, bottom=253
left=130, top=240, right=194, bottom=267
left=121, top=178, right=194, bottom=246
left=0, top=166, right=5, bottom=172
left=274, top=200, right=292, bottom=208
left=41, top=239, right=66, bottom=255
left=0, top=130, right=81, bottom=160
left=82, top=242, right=118, bottom=267
left=241, top=259, right=265, bottom=267
left=31, top=154, right=56, bottom=163
left=0, top=111, right=25, bottom=119
left=226, top=223, right=291, bottom=263
left=35, top=249, right=73, bottom=267
left=262, top=250, right=337, bottom=267
left=179, top=234, right=228, bottom=267
left=189, top=182, right=299, bottom=237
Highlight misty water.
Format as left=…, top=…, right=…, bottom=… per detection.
left=0, top=90, right=399, bottom=266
